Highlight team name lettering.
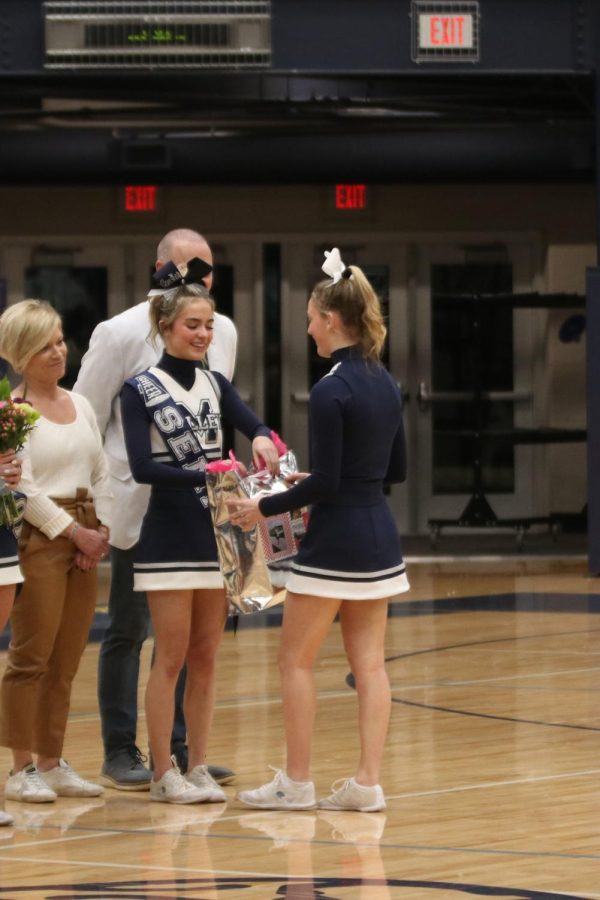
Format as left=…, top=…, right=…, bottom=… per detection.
left=154, top=405, right=184, bottom=433
left=188, top=399, right=220, bottom=446
left=169, top=431, right=200, bottom=461
left=134, top=370, right=221, bottom=509
left=136, top=374, right=169, bottom=405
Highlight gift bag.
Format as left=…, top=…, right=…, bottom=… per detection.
left=242, top=450, right=308, bottom=564
left=206, top=436, right=309, bottom=610
left=206, top=457, right=275, bottom=614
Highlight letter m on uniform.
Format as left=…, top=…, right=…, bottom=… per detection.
left=195, top=400, right=220, bottom=445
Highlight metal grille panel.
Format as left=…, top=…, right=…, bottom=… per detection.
left=44, top=1, right=271, bottom=69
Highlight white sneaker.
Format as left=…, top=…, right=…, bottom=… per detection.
left=5, top=764, right=57, bottom=803
left=237, top=769, right=316, bottom=810
left=150, top=760, right=211, bottom=805
left=0, top=809, right=13, bottom=826
left=317, top=777, right=385, bottom=812
left=39, top=760, right=104, bottom=798
left=240, top=811, right=316, bottom=848
left=185, top=765, right=227, bottom=802
left=319, top=809, right=387, bottom=842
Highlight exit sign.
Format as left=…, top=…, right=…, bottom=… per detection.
left=411, top=1, right=479, bottom=63
left=123, top=184, right=159, bottom=212
left=335, top=184, right=368, bottom=211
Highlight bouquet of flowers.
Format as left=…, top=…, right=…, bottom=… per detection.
left=0, top=377, right=40, bottom=527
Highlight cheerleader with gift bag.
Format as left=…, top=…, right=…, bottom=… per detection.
left=120, top=262, right=279, bottom=804
left=230, top=248, right=409, bottom=813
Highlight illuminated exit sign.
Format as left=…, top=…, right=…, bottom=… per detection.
left=411, top=1, right=480, bottom=63
left=123, top=184, right=158, bottom=212
left=335, top=184, right=368, bottom=210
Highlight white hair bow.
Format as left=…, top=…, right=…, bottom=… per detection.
left=322, top=247, right=346, bottom=284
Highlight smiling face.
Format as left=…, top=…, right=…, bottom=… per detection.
left=161, top=297, right=214, bottom=361
left=23, top=325, right=67, bottom=384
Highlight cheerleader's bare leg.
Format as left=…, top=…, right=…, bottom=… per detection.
left=145, top=589, right=193, bottom=780
left=338, top=597, right=391, bottom=786
left=278, top=592, right=340, bottom=782
left=184, top=588, right=227, bottom=771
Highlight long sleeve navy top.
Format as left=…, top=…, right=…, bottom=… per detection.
left=259, top=345, right=406, bottom=517
left=121, top=352, right=270, bottom=488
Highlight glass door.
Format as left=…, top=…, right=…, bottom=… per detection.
left=1, top=242, right=124, bottom=387
left=414, top=243, right=539, bottom=534
left=281, top=240, right=409, bottom=533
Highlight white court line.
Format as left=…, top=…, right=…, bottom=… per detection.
left=65, top=688, right=358, bottom=722
left=400, top=664, right=600, bottom=688
left=0, top=812, right=246, bottom=852
left=387, top=767, right=600, bottom=800
left=48, top=663, right=600, bottom=732
left=0, top=854, right=293, bottom=879
left=59, top=663, right=600, bottom=726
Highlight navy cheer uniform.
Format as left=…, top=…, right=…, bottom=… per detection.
left=259, top=345, right=409, bottom=600
left=0, top=526, right=23, bottom=586
left=121, top=352, right=270, bottom=592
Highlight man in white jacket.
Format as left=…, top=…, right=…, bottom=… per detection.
left=74, top=228, right=237, bottom=790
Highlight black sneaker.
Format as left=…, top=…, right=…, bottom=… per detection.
left=99, top=747, right=151, bottom=792
left=207, top=764, right=235, bottom=785
left=171, top=745, right=235, bottom=785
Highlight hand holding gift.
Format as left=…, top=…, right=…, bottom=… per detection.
left=207, top=434, right=309, bottom=613
left=251, top=433, right=280, bottom=476
left=206, top=452, right=274, bottom=614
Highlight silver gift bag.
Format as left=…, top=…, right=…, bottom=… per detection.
left=206, top=465, right=276, bottom=614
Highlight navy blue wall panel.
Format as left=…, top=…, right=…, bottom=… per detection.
left=0, top=0, right=43, bottom=71
left=272, top=0, right=588, bottom=72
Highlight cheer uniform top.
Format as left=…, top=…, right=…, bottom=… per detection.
left=259, top=345, right=409, bottom=600
left=121, top=352, right=270, bottom=592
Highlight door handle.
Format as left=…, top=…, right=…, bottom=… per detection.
left=417, top=381, right=430, bottom=412
left=292, top=392, right=310, bottom=404
left=417, top=382, right=531, bottom=412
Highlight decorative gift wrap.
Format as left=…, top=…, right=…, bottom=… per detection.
left=243, top=449, right=308, bottom=564
left=205, top=456, right=275, bottom=615
left=206, top=436, right=309, bottom=612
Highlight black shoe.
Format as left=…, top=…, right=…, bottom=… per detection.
left=171, top=745, right=234, bottom=785
left=207, top=765, right=235, bottom=785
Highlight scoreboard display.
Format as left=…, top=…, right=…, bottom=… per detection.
left=44, top=1, right=271, bottom=69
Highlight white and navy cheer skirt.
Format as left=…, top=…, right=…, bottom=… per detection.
left=286, top=499, right=409, bottom=601
left=134, top=487, right=223, bottom=592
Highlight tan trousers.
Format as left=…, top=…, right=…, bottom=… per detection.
left=0, top=489, right=98, bottom=758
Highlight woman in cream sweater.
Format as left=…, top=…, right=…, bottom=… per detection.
left=0, top=299, right=111, bottom=804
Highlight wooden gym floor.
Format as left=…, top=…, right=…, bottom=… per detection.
left=0, top=548, right=598, bottom=899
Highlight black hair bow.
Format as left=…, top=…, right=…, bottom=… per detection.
left=152, top=257, right=213, bottom=290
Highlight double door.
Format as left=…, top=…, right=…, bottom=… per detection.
left=1, top=236, right=539, bottom=535
left=282, top=239, right=539, bottom=535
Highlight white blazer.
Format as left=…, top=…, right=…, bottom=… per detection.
left=74, top=300, right=237, bottom=549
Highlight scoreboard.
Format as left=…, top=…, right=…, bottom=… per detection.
left=43, top=1, right=272, bottom=69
